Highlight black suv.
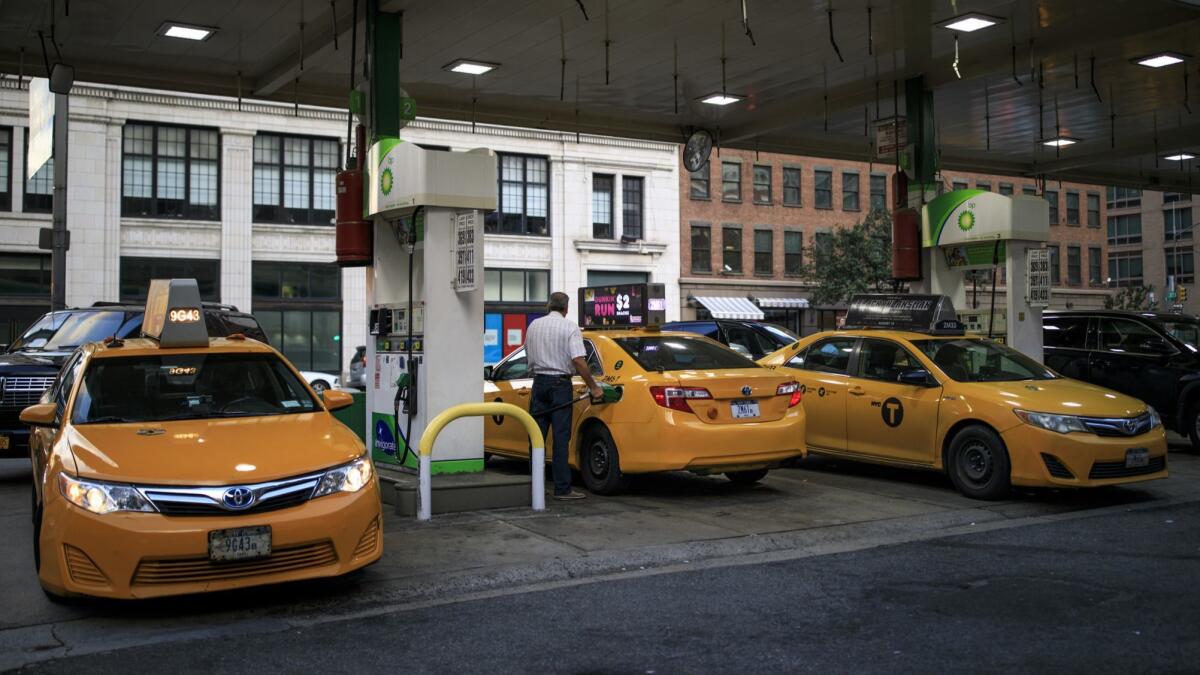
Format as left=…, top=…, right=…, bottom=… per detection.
left=0, top=302, right=268, bottom=457
left=662, top=320, right=799, bottom=360
left=1043, top=310, right=1200, bottom=446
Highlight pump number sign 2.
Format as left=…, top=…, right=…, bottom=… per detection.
left=1026, top=248, right=1051, bottom=308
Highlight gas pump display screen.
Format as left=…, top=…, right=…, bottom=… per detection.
left=579, top=283, right=667, bottom=328
left=844, top=294, right=964, bottom=335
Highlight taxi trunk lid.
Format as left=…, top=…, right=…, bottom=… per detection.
left=672, top=368, right=795, bottom=424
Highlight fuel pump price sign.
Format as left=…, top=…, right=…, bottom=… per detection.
left=1026, top=248, right=1051, bottom=307
left=453, top=211, right=478, bottom=292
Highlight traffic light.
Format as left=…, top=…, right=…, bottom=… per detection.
left=1180, top=286, right=1188, bottom=302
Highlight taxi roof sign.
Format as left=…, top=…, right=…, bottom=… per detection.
left=843, top=294, right=965, bottom=335
left=579, top=283, right=667, bottom=329
left=141, top=278, right=209, bottom=348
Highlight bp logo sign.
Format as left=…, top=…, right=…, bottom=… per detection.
left=957, top=209, right=976, bottom=232
left=380, top=168, right=394, bottom=196
left=375, top=419, right=397, bottom=456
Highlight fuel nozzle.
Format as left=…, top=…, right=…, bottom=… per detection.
left=590, top=382, right=623, bottom=405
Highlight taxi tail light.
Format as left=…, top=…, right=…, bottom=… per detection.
left=649, top=385, right=712, bottom=413
left=777, top=381, right=802, bottom=407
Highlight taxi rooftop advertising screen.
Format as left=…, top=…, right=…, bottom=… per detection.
left=579, top=283, right=667, bottom=329
left=844, top=294, right=964, bottom=335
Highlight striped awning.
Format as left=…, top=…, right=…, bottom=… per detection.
left=693, top=296, right=765, bottom=320
left=756, top=297, right=810, bottom=309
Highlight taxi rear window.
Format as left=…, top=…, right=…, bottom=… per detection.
left=71, top=353, right=318, bottom=424
left=614, top=336, right=758, bottom=372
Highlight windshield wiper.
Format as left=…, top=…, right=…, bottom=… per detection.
left=81, top=416, right=133, bottom=424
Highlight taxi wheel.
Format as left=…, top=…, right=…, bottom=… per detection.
left=310, top=380, right=330, bottom=394
left=32, top=496, right=42, bottom=572
left=946, top=425, right=1011, bottom=500
left=725, top=468, right=769, bottom=485
left=580, top=426, right=628, bottom=495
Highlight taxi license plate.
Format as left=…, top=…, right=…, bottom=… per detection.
left=0, top=435, right=8, bottom=451
left=731, top=399, right=760, bottom=419
left=208, top=526, right=271, bottom=562
left=1125, top=447, right=1149, bottom=469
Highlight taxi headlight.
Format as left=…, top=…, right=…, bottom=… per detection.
left=1147, top=406, right=1163, bottom=429
left=312, top=456, right=374, bottom=498
left=1013, top=409, right=1089, bottom=434
left=57, top=474, right=155, bottom=515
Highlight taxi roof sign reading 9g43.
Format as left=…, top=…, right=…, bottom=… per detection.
left=141, top=278, right=209, bottom=348
left=843, top=294, right=965, bottom=335
left=578, top=283, right=667, bottom=329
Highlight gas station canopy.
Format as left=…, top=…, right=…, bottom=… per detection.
left=2, top=0, right=1199, bottom=190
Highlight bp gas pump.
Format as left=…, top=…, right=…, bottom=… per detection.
left=913, top=190, right=1050, bottom=359
left=365, top=140, right=497, bottom=473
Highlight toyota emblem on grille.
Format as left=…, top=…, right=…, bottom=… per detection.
left=1124, top=418, right=1138, bottom=435
left=741, top=386, right=753, bottom=396
left=222, top=487, right=255, bottom=510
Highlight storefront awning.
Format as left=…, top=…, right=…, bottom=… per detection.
left=755, top=297, right=810, bottom=309
left=693, top=296, right=765, bottom=320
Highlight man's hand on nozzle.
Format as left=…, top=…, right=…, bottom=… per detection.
left=589, top=384, right=604, bottom=400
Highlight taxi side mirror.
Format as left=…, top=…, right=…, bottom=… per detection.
left=483, top=365, right=494, bottom=380
left=322, top=389, right=354, bottom=412
left=898, top=368, right=936, bottom=387
left=20, top=403, right=58, bottom=427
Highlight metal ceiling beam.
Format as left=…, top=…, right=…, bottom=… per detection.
left=252, top=1, right=360, bottom=96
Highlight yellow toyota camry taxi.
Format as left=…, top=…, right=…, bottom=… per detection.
left=23, top=280, right=381, bottom=600
left=485, top=326, right=806, bottom=494
left=759, top=294, right=1168, bottom=499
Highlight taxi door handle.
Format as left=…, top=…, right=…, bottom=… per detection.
left=848, top=386, right=866, bottom=396
left=517, top=389, right=531, bottom=397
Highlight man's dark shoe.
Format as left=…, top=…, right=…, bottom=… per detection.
left=553, top=489, right=587, bottom=500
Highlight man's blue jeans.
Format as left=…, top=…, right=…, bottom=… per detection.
left=531, top=374, right=574, bottom=495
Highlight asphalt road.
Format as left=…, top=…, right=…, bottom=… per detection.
left=19, top=500, right=1199, bottom=674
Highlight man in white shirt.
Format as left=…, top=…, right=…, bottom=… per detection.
left=526, top=292, right=603, bottom=500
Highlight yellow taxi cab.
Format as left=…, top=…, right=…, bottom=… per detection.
left=23, top=280, right=381, bottom=600
left=484, top=284, right=806, bottom=494
left=759, top=294, right=1168, bottom=499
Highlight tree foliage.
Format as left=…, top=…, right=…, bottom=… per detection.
left=798, top=208, right=897, bottom=306
left=1104, top=285, right=1157, bottom=310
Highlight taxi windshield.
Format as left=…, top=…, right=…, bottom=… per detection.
left=10, top=310, right=135, bottom=352
left=615, top=336, right=759, bottom=371
left=911, top=338, right=1057, bottom=383
left=72, top=353, right=319, bottom=424
left=1159, top=318, right=1200, bottom=349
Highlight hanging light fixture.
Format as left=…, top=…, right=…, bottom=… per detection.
left=936, top=12, right=1004, bottom=33
left=1132, top=52, right=1188, bottom=69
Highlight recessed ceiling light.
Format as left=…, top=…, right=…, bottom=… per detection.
left=1164, top=153, right=1196, bottom=161
left=936, top=12, right=1004, bottom=33
left=1042, top=137, right=1079, bottom=147
left=444, top=59, right=500, bottom=75
left=157, top=22, right=217, bottom=41
left=698, top=93, right=744, bottom=106
left=1133, top=52, right=1188, bottom=68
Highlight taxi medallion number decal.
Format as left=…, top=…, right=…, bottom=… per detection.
left=168, top=307, right=202, bottom=324
left=881, top=397, right=904, bottom=427
left=208, top=525, right=271, bottom=562
left=731, top=399, right=760, bottom=419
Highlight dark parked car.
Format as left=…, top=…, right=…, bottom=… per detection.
left=663, top=320, right=799, bottom=360
left=0, top=302, right=267, bottom=457
left=1043, top=310, right=1200, bottom=446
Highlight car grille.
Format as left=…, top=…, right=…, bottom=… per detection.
left=141, top=472, right=324, bottom=516
left=0, top=376, right=54, bottom=411
left=131, top=542, right=337, bottom=585
left=1041, top=453, right=1075, bottom=479
left=353, top=516, right=381, bottom=560
left=64, top=544, right=110, bottom=586
left=1080, top=413, right=1155, bottom=437
left=1088, top=455, right=1167, bottom=479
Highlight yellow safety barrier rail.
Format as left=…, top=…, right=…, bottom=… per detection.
left=416, top=402, right=546, bottom=521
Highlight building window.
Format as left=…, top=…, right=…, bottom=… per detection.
left=869, top=173, right=887, bottom=211
left=1088, top=246, right=1102, bottom=285
left=1107, top=213, right=1142, bottom=245
left=754, top=229, right=773, bottom=275
left=1048, top=245, right=1060, bottom=285
left=1108, top=252, right=1143, bottom=287
left=24, top=131, right=53, bottom=213
left=1086, top=192, right=1100, bottom=228
left=252, top=134, right=338, bottom=225
left=952, top=180, right=968, bottom=192
left=0, top=253, right=51, bottom=298
left=842, top=172, right=860, bottom=211
left=1066, top=246, right=1081, bottom=285
left=252, top=261, right=342, bottom=373
left=691, top=225, right=711, bottom=273
left=753, top=165, right=772, bottom=205
left=1106, top=186, right=1141, bottom=209
left=483, top=268, right=550, bottom=304
left=1167, top=248, right=1195, bottom=284
left=120, top=257, right=220, bottom=302
left=1164, top=208, right=1193, bottom=242
left=815, top=231, right=833, bottom=259
left=1022, top=185, right=1037, bottom=196
left=0, top=127, right=10, bottom=211
left=999, top=183, right=1013, bottom=196
left=1066, top=190, right=1080, bottom=225
left=722, top=227, right=742, bottom=273
left=976, top=181, right=991, bottom=192
left=121, top=123, right=219, bottom=220
left=1164, top=192, right=1184, bottom=204
left=783, top=167, right=802, bottom=206
left=814, top=170, right=833, bottom=209
left=591, top=174, right=613, bottom=239
left=486, top=153, right=549, bottom=236
left=722, top=162, right=741, bottom=202
left=622, top=176, right=644, bottom=240
left=784, top=231, right=803, bottom=276
left=689, top=165, right=710, bottom=200
left=1044, top=189, right=1059, bottom=224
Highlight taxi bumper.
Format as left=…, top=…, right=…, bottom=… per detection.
left=1001, top=423, right=1168, bottom=488
left=607, top=407, right=806, bottom=474
left=39, top=478, right=383, bottom=600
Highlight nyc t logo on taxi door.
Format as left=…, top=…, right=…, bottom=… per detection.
left=881, top=397, right=904, bottom=427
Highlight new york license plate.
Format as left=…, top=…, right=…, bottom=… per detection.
left=208, top=526, right=272, bottom=562
left=1125, top=447, right=1149, bottom=469
left=731, top=399, right=760, bottom=419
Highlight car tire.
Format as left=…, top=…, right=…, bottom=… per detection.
left=946, top=425, right=1012, bottom=500
left=310, top=380, right=330, bottom=394
left=580, top=426, right=629, bottom=495
left=32, top=495, right=42, bottom=573
left=1186, top=400, right=1200, bottom=450
left=725, top=468, right=770, bottom=485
